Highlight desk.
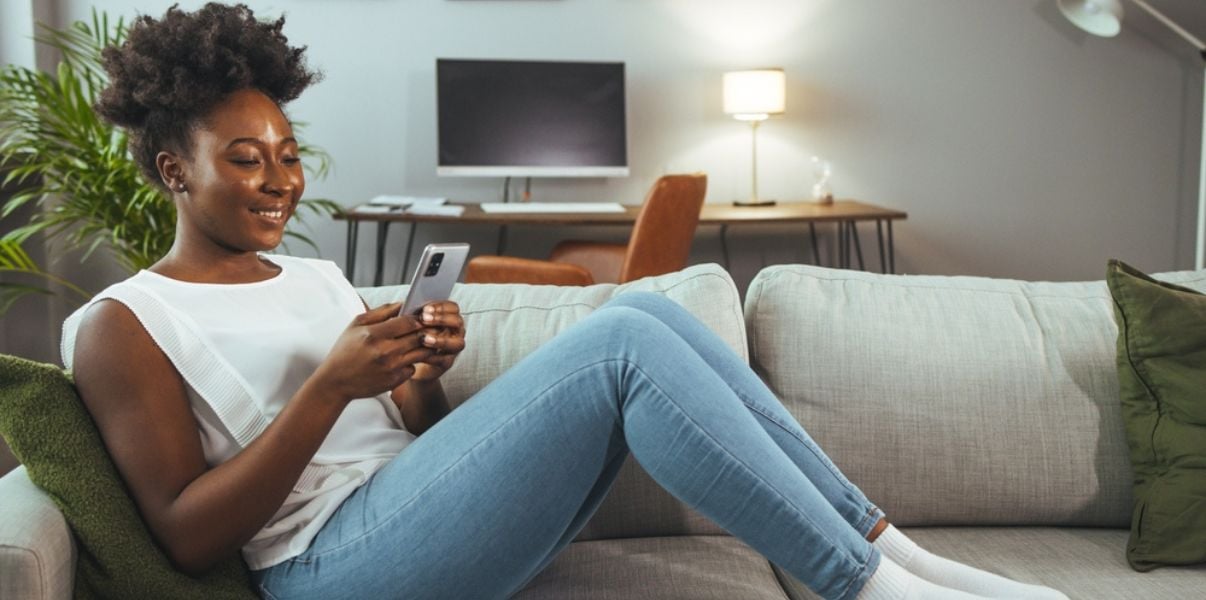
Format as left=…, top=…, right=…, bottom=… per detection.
left=333, top=200, right=907, bottom=285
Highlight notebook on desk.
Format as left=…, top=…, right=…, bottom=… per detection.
left=406, top=204, right=465, bottom=217
left=479, top=202, right=626, bottom=214
left=368, top=195, right=447, bottom=207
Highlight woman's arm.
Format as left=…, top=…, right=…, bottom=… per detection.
left=392, top=378, right=451, bottom=436
left=72, top=300, right=430, bottom=575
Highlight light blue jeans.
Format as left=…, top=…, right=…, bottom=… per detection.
left=253, top=293, right=884, bottom=600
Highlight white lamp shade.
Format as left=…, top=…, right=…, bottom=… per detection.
left=1058, top=0, right=1124, bottom=37
left=723, top=69, right=786, bottom=119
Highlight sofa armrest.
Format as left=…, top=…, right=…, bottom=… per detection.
left=0, top=466, right=75, bottom=600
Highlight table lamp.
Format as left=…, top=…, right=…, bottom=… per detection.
left=1058, top=0, right=1206, bottom=269
left=724, top=68, right=786, bottom=207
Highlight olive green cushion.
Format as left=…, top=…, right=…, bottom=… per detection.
left=1106, top=260, right=1206, bottom=572
left=0, top=354, right=257, bottom=599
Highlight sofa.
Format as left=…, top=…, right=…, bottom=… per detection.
left=2, top=262, right=1205, bottom=599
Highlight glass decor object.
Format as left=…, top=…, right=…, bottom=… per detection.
left=811, top=156, right=834, bottom=204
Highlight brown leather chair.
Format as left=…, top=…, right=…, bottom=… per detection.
left=465, top=174, right=707, bottom=286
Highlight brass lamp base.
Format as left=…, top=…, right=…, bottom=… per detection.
left=733, top=199, right=776, bottom=207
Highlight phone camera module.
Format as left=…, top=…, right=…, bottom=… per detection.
left=424, top=253, right=444, bottom=276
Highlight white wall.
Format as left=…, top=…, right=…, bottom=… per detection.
left=3, top=0, right=1204, bottom=359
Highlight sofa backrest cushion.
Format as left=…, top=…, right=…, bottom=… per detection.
left=359, top=263, right=744, bottom=539
left=743, top=264, right=1206, bottom=527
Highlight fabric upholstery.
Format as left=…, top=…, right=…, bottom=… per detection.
left=1106, top=260, right=1206, bottom=571
left=464, top=254, right=594, bottom=285
left=0, top=467, right=74, bottom=600
left=0, top=355, right=257, bottom=599
left=775, top=527, right=1206, bottom=600
left=549, top=240, right=626, bottom=284
left=361, top=263, right=745, bottom=539
left=744, top=264, right=1206, bottom=528
left=514, top=535, right=788, bottom=600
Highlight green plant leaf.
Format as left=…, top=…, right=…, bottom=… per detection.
left=0, top=239, right=37, bottom=271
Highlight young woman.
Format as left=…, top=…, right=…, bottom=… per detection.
left=65, top=4, right=1069, bottom=600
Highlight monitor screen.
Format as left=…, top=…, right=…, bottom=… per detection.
left=436, top=59, right=628, bottom=177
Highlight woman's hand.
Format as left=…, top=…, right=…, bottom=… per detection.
left=312, top=302, right=434, bottom=403
left=411, top=300, right=466, bottom=382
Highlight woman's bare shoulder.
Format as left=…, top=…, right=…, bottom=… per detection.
left=72, top=297, right=183, bottom=401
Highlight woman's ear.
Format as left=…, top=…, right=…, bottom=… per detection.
left=156, top=151, right=188, bottom=194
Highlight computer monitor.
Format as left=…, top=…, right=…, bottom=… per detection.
left=436, top=59, right=629, bottom=177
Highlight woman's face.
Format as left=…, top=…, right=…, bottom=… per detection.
left=168, top=88, right=306, bottom=254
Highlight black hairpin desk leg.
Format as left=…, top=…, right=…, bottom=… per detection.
left=373, top=221, right=390, bottom=287
left=345, top=221, right=359, bottom=283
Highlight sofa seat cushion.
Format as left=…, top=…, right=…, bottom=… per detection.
left=744, top=265, right=1206, bottom=528
left=776, top=527, right=1206, bottom=600
left=515, top=535, right=789, bottom=600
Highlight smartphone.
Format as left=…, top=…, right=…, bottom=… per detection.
left=399, top=243, right=471, bottom=316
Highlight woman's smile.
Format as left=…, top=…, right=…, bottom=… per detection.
left=250, top=204, right=291, bottom=226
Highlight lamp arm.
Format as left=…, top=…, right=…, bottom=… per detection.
left=1127, top=0, right=1206, bottom=54
left=1120, top=1, right=1206, bottom=268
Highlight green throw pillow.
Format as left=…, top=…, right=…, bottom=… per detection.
left=1106, top=260, right=1206, bottom=572
left=0, top=354, right=257, bottom=599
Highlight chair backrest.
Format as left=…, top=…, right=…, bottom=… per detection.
left=619, top=174, right=707, bottom=283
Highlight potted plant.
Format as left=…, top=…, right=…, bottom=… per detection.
left=0, top=10, right=338, bottom=315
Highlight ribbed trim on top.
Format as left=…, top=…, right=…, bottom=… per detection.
left=873, top=525, right=921, bottom=569
left=857, top=558, right=912, bottom=600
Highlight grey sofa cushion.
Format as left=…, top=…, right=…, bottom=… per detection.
left=777, top=527, right=1206, bottom=600
left=515, top=535, right=788, bottom=599
left=0, top=467, right=74, bottom=600
left=360, top=263, right=743, bottom=539
left=744, top=265, right=1206, bottom=528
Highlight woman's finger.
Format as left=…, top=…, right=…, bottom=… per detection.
left=421, top=330, right=465, bottom=354
left=420, top=306, right=463, bottom=329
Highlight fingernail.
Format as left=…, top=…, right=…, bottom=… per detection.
left=424, top=335, right=436, bottom=345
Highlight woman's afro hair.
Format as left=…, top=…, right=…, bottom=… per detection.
left=94, top=3, right=320, bottom=187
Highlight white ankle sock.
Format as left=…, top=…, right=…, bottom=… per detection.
left=872, top=525, right=1069, bottom=600
left=857, top=557, right=986, bottom=600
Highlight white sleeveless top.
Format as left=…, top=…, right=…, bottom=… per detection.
left=60, top=255, right=415, bottom=570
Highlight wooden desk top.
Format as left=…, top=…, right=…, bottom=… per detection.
left=334, top=199, right=906, bottom=226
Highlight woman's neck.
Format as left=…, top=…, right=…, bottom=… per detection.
left=150, top=236, right=281, bottom=285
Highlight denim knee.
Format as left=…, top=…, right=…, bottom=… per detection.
left=581, top=305, right=668, bottom=356
left=603, top=291, right=684, bottom=317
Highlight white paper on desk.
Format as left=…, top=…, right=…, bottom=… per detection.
left=479, top=202, right=625, bottom=214
left=353, top=204, right=395, bottom=214
left=369, top=195, right=447, bottom=206
left=406, top=204, right=465, bottom=217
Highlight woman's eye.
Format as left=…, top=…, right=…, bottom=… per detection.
left=283, top=157, right=301, bottom=165
left=231, top=158, right=260, bottom=166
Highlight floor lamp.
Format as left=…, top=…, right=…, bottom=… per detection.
left=1058, top=0, right=1206, bottom=270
